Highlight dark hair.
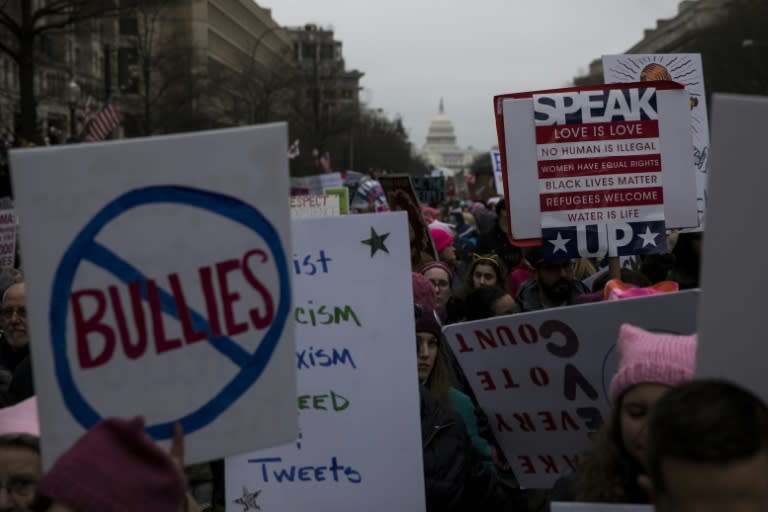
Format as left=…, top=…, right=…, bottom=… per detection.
left=464, top=286, right=507, bottom=321
left=572, top=395, right=646, bottom=502
left=647, top=379, right=768, bottom=492
left=494, top=198, right=506, bottom=216
left=460, top=253, right=507, bottom=298
left=0, top=433, right=40, bottom=453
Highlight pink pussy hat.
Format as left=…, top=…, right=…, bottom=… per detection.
left=609, top=323, right=697, bottom=402
left=0, top=396, right=39, bottom=436
left=37, top=417, right=186, bottom=512
left=428, top=226, right=454, bottom=253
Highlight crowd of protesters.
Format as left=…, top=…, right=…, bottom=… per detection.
left=0, top=182, right=765, bottom=512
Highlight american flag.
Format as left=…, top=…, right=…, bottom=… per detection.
left=84, top=101, right=123, bottom=142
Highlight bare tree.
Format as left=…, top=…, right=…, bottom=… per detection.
left=0, top=0, right=123, bottom=141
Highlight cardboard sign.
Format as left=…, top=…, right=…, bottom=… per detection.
left=412, top=176, right=446, bottom=206
left=226, top=212, right=426, bottom=512
left=533, top=87, right=667, bottom=259
left=494, top=82, right=698, bottom=247
left=323, top=187, right=349, bottom=215
left=290, top=195, right=340, bottom=218
left=604, top=54, right=709, bottom=226
left=491, top=150, right=505, bottom=197
left=443, top=291, right=698, bottom=488
left=290, top=173, right=344, bottom=196
left=10, top=124, right=297, bottom=468
left=0, top=209, right=16, bottom=269
left=380, top=175, right=437, bottom=269
left=551, top=504, right=652, bottom=512
left=696, top=94, right=768, bottom=402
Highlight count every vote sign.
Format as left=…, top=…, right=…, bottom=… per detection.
left=10, top=124, right=298, bottom=468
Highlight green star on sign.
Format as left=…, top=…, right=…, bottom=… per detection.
left=361, top=227, right=390, bottom=257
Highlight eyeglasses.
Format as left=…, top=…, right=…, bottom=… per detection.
left=540, top=261, right=574, bottom=273
left=428, top=279, right=450, bottom=289
left=0, top=306, right=26, bottom=320
left=0, top=476, right=38, bottom=499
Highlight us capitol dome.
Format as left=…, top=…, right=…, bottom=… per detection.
left=419, top=99, right=480, bottom=177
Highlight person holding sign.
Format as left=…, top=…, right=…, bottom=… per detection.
left=516, top=247, right=588, bottom=312
left=641, top=379, right=768, bottom=511
left=549, top=324, right=696, bottom=505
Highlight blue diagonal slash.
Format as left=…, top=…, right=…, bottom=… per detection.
left=83, top=242, right=251, bottom=368
left=49, top=185, right=291, bottom=439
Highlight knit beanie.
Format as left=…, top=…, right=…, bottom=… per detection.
left=428, top=226, right=454, bottom=254
left=419, top=260, right=454, bottom=286
left=412, top=272, right=437, bottom=310
left=37, top=417, right=186, bottom=512
left=609, top=323, right=697, bottom=402
left=415, top=304, right=443, bottom=340
left=0, top=396, right=38, bottom=436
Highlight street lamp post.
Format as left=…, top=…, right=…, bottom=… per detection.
left=67, top=78, right=81, bottom=139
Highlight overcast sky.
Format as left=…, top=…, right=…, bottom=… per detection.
left=267, top=0, right=682, bottom=151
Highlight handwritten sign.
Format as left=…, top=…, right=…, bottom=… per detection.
left=9, top=124, right=297, bottom=468
left=226, top=212, right=426, bottom=512
left=491, top=149, right=505, bottom=197
left=494, top=82, right=698, bottom=245
left=533, top=86, right=667, bottom=259
left=290, top=173, right=344, bottom=196
left=290, top=195, right=340, bottom=218
left=604, top=54, right=709, bottom=227
left=697, top=94, right=768, bottom=404
left=380, top=175, right=437, bottom=269
left=412, top=176, right=446, bottom=205
left=442, top=291, right=698, bottom=488
left=551, top=503, right=652, bottom=512
left=0, top=209, right=16, bottom=269
left=323, top=187, right=349, bottom=215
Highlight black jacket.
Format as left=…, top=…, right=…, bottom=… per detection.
left=420, top=385, right=524, bottom=512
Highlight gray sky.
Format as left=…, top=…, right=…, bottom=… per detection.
left=267, top=0, right=682, bottom=152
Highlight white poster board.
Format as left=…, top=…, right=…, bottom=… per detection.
left=10, top=124, right=297, bottom=468
left=696, top=94, right=768, bottom=402
left=226, top=212, right=426, bottom=512
left=604, top=54, right=709, bottom=226
left=498, top=83, right=697, bottom=243
left=551, top=503, right=652, bottom=512
left=0, top=209, right=16, bottom=268
left=443, top=291, right=698, bottom=488
left=491, top=149, right=505, bottom=197
left=290, top=172, right=344, bottom=195
left=290, top=195, right=340, bottom=218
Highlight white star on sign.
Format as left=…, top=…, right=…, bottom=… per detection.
left=548, top=232, right=571, bottom=254
left=637, top=226, right=660, bottom=248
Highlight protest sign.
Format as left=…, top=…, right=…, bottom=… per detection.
left=604, top=54, right=709, bottom=226
left=9, top=124, right=297, bottom=468
left=412, top=176, right=446, bottom=206
left=0, top=209, right=16, bottom=268
left=443, top=290, right=698, bottom=488
left=533, top=86, right=668, bottom=259
left=290, top=172, right=344, bottom=195
left=290, top=195, right=340, bottom=218
left=551, top=504, right=652, bottom=512
left=226, top=212, right=426, bottom=512
left=323, top=187, right=349, bottom=215
left=491, top=149, right=505, bottom=197
left=468, top=174, right=496, bottom=202
left=494, top=82, right=697, bottom=249
left=696, top=94, right=768, bottom=403
left=380, top=175, right=437, bottom=268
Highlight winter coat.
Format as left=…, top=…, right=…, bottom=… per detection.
left=448, top=387, right=494, bottom=467
left=515, top=279, right=589, bottom=313
left=420, top=385, right=524, bottom=512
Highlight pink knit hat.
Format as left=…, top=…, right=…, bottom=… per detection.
left=37, top=417, right=186, bottom=512
left=412, top=272, right=437, bottom=309
left=428, top=226, right=454, bottom=253
left=0, top=396, right=39, bottom=437
left=609, top=323, right=697, bottom=402
left=419, top=260, right=454, bottom=286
